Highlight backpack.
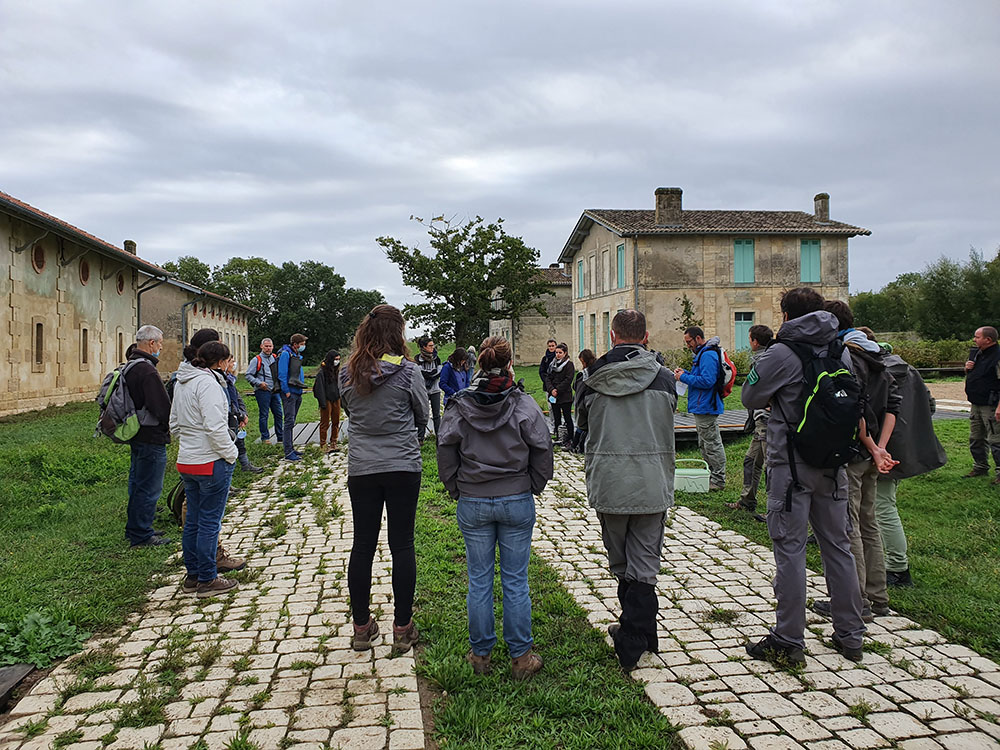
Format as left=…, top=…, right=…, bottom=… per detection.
left=703, top=343, right=737, bottom=398
left=95, top=360, right=157, bottom=443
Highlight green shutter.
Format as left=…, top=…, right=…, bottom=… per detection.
left=616, top=244, right=625, bottom=288
left=578, top=315, right=584, bottom=350
left=801, top=240, right=821, bottom=283
left=735, top=312, right=754, bottom=350
left=734, top=239, right=755, bottom=284
left=577, top=260, right=584, bottom=298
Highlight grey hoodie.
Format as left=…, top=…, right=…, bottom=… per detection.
left=436, top=385, right=553, bottom=499
left=340, top=357, right=429, bottom=476
left=575, top=344, right=677, bottom=514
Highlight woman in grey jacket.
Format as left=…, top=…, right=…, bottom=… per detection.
left=437, top=337, right=553, bottom=679
left=340, top=305, right=429, bottom=654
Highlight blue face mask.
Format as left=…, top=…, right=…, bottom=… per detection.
left=150, top=350, right=160, bottom=359
left=297, top=345, right=306, bottom=353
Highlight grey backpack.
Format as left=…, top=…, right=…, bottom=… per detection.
left=95, top=360, right=159, bottom=443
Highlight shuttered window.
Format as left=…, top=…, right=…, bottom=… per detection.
left=616, top=244, right=626, bottom=288
left=578, top=315, right=585, bottom=350
left=577, top=260, right=584, bottom=298
left=734, top=239, right=755, bottom=284
left=801, top=239, right=821, bottom=283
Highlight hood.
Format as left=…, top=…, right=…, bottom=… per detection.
left=368, top=356, right=407, bottom=388
left=776, top=310, right=839, bottom=345
left=843, top=329, right=882, bottom=353
left=280, top=343, right=300, bottom=357
left=585, top=346, right=662, bottom=397
left=176, top=360, right=216, bottom=384
left=698, top=335, right=721, bottom=352
left=450, top=386, right=520, bottom=432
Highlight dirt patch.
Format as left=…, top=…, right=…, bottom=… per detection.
left=928, top=382, right=969, bottom=403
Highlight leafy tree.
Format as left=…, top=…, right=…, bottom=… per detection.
left=161, top=256, right=211, bottom=289
left=211, top=257, right=278, bottom=345
left=672, top=293, right=703, bottom=332
left=378, top=216, right=552, bottom=346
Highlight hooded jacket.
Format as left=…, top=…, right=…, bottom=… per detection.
left=538, top=349, right=556, bottom=383
left=575, top=344, right=676, bottom=514
left=313, top=354, right=340, bottom=408
left=439, top=361, right=472, bottom=403
left=680, top=336, right=724, bottom=415
left=168, top=361, right=239, bottom=465
left=278, top=344, right=305, bottom=395
left=544, top=356, right=575, bottom=405
left=844, top=342, right=901, bottom=452
left=437, top=383, right=553, bottom=499
left=339, top=356, right=429, bottom=476
left=883, top=354, right=947, bottom=479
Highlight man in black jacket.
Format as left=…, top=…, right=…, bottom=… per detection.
left=964, top=326, right=1000, bottom=482
left=123, top=325, right=173, bottom=547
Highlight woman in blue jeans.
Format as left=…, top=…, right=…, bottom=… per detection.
left=169, top=340, right=241, bottom=598
left=437, top=337, right=554, bottom=679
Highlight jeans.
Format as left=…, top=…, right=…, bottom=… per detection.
left=418, top=391, right=441, bottom=440
left=126, top=442, right=168, bottom=545
left=347, top=471, right=421, bottom=627
left=181, top=459, right=235, bottom=582
left=254, top=389, right=283, bottom=441
left=282, top=392, right=302, bottom=455
left=457, top=492, right=536, bottom=658
left=319, top=399, right=341, bottom=446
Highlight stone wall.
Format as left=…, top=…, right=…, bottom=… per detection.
left=490, top=282, right=573, bottom=366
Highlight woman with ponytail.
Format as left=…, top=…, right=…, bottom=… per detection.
left=437, top=337, right=553, bottom=679
left=339, top=305, right=428, bottom=653
left=169, top=339, right=242, bottom=599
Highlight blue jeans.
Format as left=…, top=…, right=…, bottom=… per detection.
left=281, top=392, right=302, bottom=456
left=456, top=492, right=536, bottom=658
left=126, top=442, right=167, bottom=545
left=181, top=459, right=235, bottom=582
left=254, top=389, right=283, bottom=441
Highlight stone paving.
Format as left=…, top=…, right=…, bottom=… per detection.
left=0, top=452, right=424, bottom=750
left=535, top=452, right=1000, bottom=750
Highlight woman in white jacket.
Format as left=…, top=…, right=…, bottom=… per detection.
left=169, top=340, right=241, bottom=598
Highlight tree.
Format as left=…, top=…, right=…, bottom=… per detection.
left=672, top=293, right=703, bottom=332
left=378, top=216, right=552, bottom=346
left=161, top=256, right=211, bottom=289
left=211, top=257, right=279, bottom=346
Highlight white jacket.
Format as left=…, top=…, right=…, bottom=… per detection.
left=169, top=361, right=239, bottom=465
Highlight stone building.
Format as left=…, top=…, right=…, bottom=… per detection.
left=556, top=187, right=870, bottom=356
left=141, top=279, right=254, bottom=374
left=489, top=265, right=572, bottom=366
left=0, top=190, right=170, bottom=417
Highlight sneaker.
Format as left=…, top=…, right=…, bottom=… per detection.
left=811, top=599, right=874, bottom=624
left=466, top=650, right=492, bottom=675
left=130, top=534, right=173, bottom=548
left=726, top=501, right=756, bottom=512
left=709, top=484, right=725, bottom=492
left=352, top=618, right=380, bottom=651
left=831, top=633, right=863, bottom=663
left=181, top=576, right=199, bottom=594
left=886, top=569, right=913, bottom=588
left=511, top=650, right=543, bottom=680
left=745, top=635, right=805, bottom=665
left=240, top=462, right=264, bottom=474
left=963, top=469, right=988, bottom=478
left=392, top=621, right=419, bottom=654
left=196, top=577, right=239, bottom=599
left=216, top=545, right=246, bottom=573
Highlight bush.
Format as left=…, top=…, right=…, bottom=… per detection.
left=0, top=611, right=89, bottom=668
left=884, top=339, right=973, bottom=368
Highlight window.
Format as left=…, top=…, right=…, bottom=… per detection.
left=590, top=313, right=597, bottom=351
left=735, top=312, right=754, bottom=350
left=116, top=272, right=125, bottom=295
left=602, top=311, right=610, bottom=351
left=31, top=244, right=45, bottom=273
left=118, top=332, right=124, bottom=363
left=587, top=255, right=595, bottom=296
left=79, top=259, right=90, bottom=285
left=616, top=244, right=626, bottom=288
left=601, top=249, right=609, bottom=293
left=81, top=328, right=89, bottom=366
left=577, top=260, right=584, bottom=298
left=734, top=239, right=755, bottom=284
left=578, top=315, right=584, bottom=350
left=801, top=239, right=821, bottom=283
left=34, top=322, right=44, bottom=366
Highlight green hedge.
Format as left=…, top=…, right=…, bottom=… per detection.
left=883, top=339, right=974, bottom=368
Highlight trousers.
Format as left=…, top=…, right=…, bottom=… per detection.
left=969, top=403, right=1000, bottom=474
left=847, top=459, right=888, bottom=609
left=694, top=414, right=726, bottom=486
left=254, top=389, right=283, bottom=441
left=739, top=416, right=767, bottom=510
left=874, top=478, right=908, bottom=573
left=319, top=400, right=341, bottom=446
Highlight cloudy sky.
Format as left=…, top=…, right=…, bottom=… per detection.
left=2, top=0, right=998, bottom=307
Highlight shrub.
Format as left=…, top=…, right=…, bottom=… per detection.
left=0, top=611, right=89, bottom=668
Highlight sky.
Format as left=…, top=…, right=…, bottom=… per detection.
left=2, top=0, right=998, bottom=308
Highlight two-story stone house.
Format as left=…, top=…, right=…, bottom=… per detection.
left=556, top=187, right=870, bottom=355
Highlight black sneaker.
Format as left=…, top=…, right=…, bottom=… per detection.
left=745, top=635, right=805, bottom=665
left=811, top=599, right=874, bottom=624
left=130, top=534, right=173, bottom=548
left=886, top=569, right=913, bottom=588
left=831, top=634, right=863, bottom=663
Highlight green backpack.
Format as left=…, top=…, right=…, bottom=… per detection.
left=95, top=360, right=158, bottom=443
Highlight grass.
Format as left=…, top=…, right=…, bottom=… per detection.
left=413, top=441, right=677, bottom=749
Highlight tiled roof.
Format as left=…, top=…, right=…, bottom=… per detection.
left=537, top=266, right=571, bottom=286
left=0, top=189, right=168, bottom=276
left=587, top=209, right=870, bottom=236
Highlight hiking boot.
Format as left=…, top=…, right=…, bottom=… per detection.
left=887, top=569, right=913, bottom=588
left=992, top=476, right=1000, bottom=486
left=811, top=599, right=874, bottom=623
left=745, top=635, right=805, bottom=665
left=726, top=501, right=756, bottom=512
left=963, top=469, right=988, bottom=478
left=216, top=545, right=246, bottom=573
left=831, top=633, right=863, bottom=663
left=181, top=576, right=199, bottom=594
left=197, top=577, right=239, bottom=599
left=511, top=650, right=543, bottom=680
left=130, top=534, right=173, bottom=548
left=709, top=484, right=725, bottom=492
left=466, top=650, right=492, bottom=675
left=392, top=621, right=419, bottom=654
left=352, top=618, right=380, bottom=651
left=870, top=602, right=890, bottom=617
left=240, top=462, right=263, bottom=474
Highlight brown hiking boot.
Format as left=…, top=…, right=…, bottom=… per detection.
left=511, top=650, right=543, bottom=680
left=963, top=469, right=988, bottom=478
left=466, top=650, right=492, bottom=675
left=216, top=544, right=246, bottom=573
left=196, top=577, right=239, bottom=599
left=181, top=576, right=198, bottom=594
left=352, top=618, right=380, bottom=651
left=392, top=621, right=419, bottom=654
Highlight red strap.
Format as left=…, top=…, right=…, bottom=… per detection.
left=177, top=462, right=214, bottom=475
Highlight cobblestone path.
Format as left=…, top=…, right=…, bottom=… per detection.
left=0, top=454, right=424, bottom=750
left=535, top=452, right=1000, bottom=750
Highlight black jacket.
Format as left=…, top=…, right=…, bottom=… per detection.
left=124, top=350, right=172, bottom=444
left=538, top=350, right=556, bottom=383
left=544, top=358, right=575, bottom=405
left=846, top=344, right=901, bottom=450
left=313, top=365, right=341, bottom=408
left=965, top=343, right=1000, bottom=406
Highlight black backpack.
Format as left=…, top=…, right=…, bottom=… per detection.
left=777, top=337, right=862, bottom=508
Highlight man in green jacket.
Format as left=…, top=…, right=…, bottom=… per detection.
left=575, top=309, right=676, bottom=672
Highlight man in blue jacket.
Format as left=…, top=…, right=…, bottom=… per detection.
left=674, top=326, right=726, bottom=490
left=278, top=333, right=307, bottom=461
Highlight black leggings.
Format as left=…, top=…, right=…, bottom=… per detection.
left=552, top=403, right=573, bottom=438
left=347, top=471, right=421, bottom=627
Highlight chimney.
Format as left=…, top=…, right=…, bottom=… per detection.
left=549, top=263, right=560, bottom=269
left=655, top=187, right=682, bottom=225
left=814, top=193, right=830, bottom=222
left=123, top=240, right=137, bottom=255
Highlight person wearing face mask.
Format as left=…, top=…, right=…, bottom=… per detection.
left=544, top=343, right=575, bottom=447
left=222, top=357, right=262, bottom=473
left=278, top=333, right=308, bottom=461
left=122, top=325, right=173, bottom=547
left=415, top=336, right=443, bottom=441
left=314, top=349, right=342, bottom=451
